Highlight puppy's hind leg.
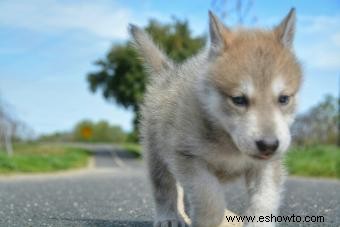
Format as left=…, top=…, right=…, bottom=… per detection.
left=147, top=151, right=187, bottom=227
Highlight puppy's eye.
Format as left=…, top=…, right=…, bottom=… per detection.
left=231, top=96, right=248, bottom=106
left=278, top=95, right=290, bottom=105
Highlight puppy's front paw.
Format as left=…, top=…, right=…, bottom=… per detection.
left=154, top=219, right=188, bottom=227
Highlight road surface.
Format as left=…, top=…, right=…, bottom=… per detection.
left=0, top=145, right=339, bottom=227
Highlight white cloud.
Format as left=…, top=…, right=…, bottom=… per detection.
left=296, top=14, right=340, bottom=72
left=299, top=15, right=340, bottom=34
left=298, top=44, right=340, bottom=70
left=0, top=0, right=133, bottom=40
left=331, top=32, right=340, bottom=48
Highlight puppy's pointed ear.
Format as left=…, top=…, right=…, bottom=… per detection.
left=208, top=11, right=233, bottom=57
left=274, top=8, right=296, bottom=48
left=129, top=24, right=172, bottom=74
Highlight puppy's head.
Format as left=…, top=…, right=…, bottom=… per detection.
left=198, top=9, right=302, bottom=160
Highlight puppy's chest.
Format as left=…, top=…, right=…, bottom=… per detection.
left=208, top=155, right=249, bottom=182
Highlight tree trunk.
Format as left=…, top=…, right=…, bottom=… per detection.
left=4, top=129, right=13, bottom=156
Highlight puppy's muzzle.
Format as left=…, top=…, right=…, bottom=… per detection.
left=255, top=138, right=279, bottom=158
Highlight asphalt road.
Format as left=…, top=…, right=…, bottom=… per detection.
left=0, top=146, right=339, bottom=227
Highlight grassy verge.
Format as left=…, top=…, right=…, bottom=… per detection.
left=0, top=143, right=90, bottom=174
left=285, top=145, right=340, bottom=179
left=121, top=143, right=142, bottom=158
left=119, top=143, right=340, bottom=179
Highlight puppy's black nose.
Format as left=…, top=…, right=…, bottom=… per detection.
left=256, top=139, right=279, bottom=155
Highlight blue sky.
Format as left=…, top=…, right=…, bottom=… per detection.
left=0, top=0, right=339, bottom=136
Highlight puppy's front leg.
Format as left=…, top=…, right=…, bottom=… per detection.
left=244, top=161, right=285, bottom=227
left=175, top=159, right=225, bottom=227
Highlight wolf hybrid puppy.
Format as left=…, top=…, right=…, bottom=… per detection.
left=129, top=8, right=302, bottom=227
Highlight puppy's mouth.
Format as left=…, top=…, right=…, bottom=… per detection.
left=249, top=154, right=272, bottom=160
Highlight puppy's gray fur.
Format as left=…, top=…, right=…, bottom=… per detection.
left=129, top=8, right=302, bottom=227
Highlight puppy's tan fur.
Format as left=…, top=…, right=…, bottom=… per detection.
left=212, top=30, right=301, bottom=94
left=130, top=8, right=302, bottom=227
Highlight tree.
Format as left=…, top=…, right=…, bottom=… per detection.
left=0, top=110, right=13, bottom=156
left=0, top=97, right=27, bottom=156
left=292, top=95, right=339, bottom=145
left=72, top=120, right=127, bottom=143
left=87, top=19, right=205, bottom=134
left=73, top=120, right=94, bottom=142
left=0, top=93, right=35, bottom=156
left=211, top=0, right=257, bottom=25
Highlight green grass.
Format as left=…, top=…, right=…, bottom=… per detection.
left=285, top=145, right=340, bottom=179
left=0, top=143, right=90, bottom=174
left=120, top=143, right=340, bottom=179
left=121, top=143, right=142, bottom=157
